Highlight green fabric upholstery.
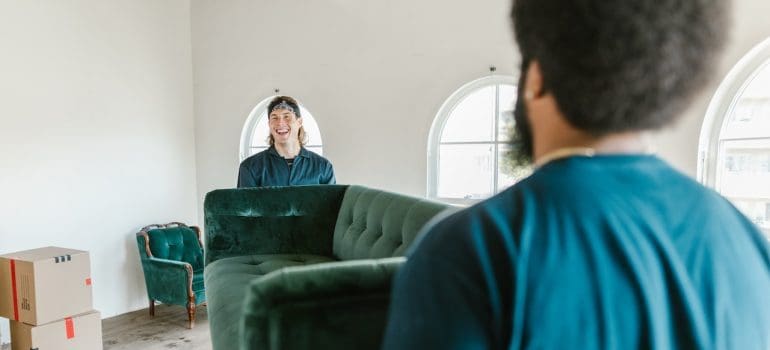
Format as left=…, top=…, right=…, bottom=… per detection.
left=240, top=257, right=405, bottom=350
left=333, top=185, right=451, bottom=260
left=203, top=185, right=451, bottom=350
left=136, top=224, right=206, bottom=320
left=205, top=254, right=335, bottom=350
left=148, top=226, right=204, bottom=271
left=138, top=256, right=196, bottom=303
left=204, top=185, right=348, bottom=265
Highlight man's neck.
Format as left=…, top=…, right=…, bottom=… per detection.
left=274, top=142, right=301, bottom=158
left=531, top=114, right=651, bottom=165
left=534, top=131, right=650, bottom=161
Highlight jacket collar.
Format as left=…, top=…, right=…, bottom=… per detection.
left=268, top=145, right=309, bottom=159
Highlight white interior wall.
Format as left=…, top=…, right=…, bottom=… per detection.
left=0, top=1, right=195, bottom=343
left=192, top=0, right=770, bottom=209
left=191, top=0, right=518, bottom=203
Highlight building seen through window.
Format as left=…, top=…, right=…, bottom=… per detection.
left=701, top=39, right=770, bottom=235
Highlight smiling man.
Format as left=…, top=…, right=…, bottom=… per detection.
left=237, top=95, right=335, bottom=187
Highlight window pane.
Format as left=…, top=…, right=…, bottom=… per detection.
left=305, top=145, right=323, bottom=156
left=741, top=60, right=770, bottom=98
left=497, top=85, right=517, bottom=142
left=727, top=198, right=770, bottom=233
left=300, top=108, right=323, bottom=145
left=717, top=57, right=770, bottom=235
left=441, top=86, right=495, bottom=142
left=717, top=139, right=770, bottom=231
left=722, top=60, right=770, bottom=140
left=251, top=115, right=270, bottom=148
left=438, top=144, right=494, bottom=199
left=722, top=98, right=770, bottom=140
left=497, top=145, right=531, bottom=191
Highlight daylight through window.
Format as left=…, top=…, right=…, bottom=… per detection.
left=428, top=76, right=530, bottom=204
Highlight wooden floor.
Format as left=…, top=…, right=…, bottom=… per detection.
left=102, top=304, right=212, bottom=350
left=3, top=304, right=212, bottom=350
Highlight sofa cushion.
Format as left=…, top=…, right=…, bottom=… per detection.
left=333, top=185, right=450, bottom=260
left=205, top=254, right=335, bottom=350
left=240, top=258, right=405, bottom=350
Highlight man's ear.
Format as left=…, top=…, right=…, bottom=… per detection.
left=525, top=60, right=546, bottom=100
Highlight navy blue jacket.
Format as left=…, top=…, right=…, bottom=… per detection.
left=237, top=146, right=335, bottom=187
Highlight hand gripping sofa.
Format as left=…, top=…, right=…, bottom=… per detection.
left=203, top=185, right=450, bottom=350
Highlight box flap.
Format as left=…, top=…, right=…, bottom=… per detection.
left=0, top=247, right=87, bottom=262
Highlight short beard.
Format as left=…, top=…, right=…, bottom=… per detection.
left=508, top=61, right=534, bottom=167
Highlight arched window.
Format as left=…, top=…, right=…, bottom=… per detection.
left=428, top=75, right=529, bottom=204
left=239, top=96, right=324, bottom=161
left=699, top=38, right=770, bottom=235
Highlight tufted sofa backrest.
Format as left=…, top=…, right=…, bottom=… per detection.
left=138, top=226, right=204, bottom=271
left=333, top=185, right=450, bottom=260
left=204, top=185, right=349, bottom=265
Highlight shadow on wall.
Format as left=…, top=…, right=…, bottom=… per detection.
left=124, top=228, right=149, bottom=308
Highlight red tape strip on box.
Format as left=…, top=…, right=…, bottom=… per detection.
left=65, top=317, right=75, bottom=339
left=10, top=259, right=19, bottom=321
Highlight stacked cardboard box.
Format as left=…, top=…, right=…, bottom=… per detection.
left=0, top=247, right=102, bottom=350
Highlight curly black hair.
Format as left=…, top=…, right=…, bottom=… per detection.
left=511, top=0, right=728, bottom=134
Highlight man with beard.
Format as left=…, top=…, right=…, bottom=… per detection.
left=383, top=0, right=770, bottom=349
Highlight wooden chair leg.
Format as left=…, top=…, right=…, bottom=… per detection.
left=187, top=301, right=196, bottom=329
left=149, top=300, right=155, bottom=317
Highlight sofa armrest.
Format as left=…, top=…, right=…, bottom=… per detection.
left=246, top=257, right=404, bottom=302
left=141, top=257, right=193, bottom=302
left=240, top=257, right=405, bottom=350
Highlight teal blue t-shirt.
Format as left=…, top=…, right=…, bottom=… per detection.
left=237, top=146, right=335, bottom=188
left=384, top=155, right=770, bottom=349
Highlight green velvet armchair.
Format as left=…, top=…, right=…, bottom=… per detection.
left=136, top=222, right=206, bottom=329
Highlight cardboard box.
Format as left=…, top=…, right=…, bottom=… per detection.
left=0, top=247, right=93, bottom=325
left=10, top=310, right=102, bottom=350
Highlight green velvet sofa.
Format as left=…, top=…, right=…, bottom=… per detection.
left=203, top=185, right=450, bottom=350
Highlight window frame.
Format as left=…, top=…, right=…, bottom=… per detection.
left=239, top=96, right=323, bottom=162
left=698, top=37, right=770, bottom=235
left=699, top=38, right=770, bottom=186
left=427, top=75, right=518, bottom=205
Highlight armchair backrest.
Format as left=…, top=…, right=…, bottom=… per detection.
left=136, top=223, right=204, bottom=271
left=333, top=185, right=451, bottom=260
